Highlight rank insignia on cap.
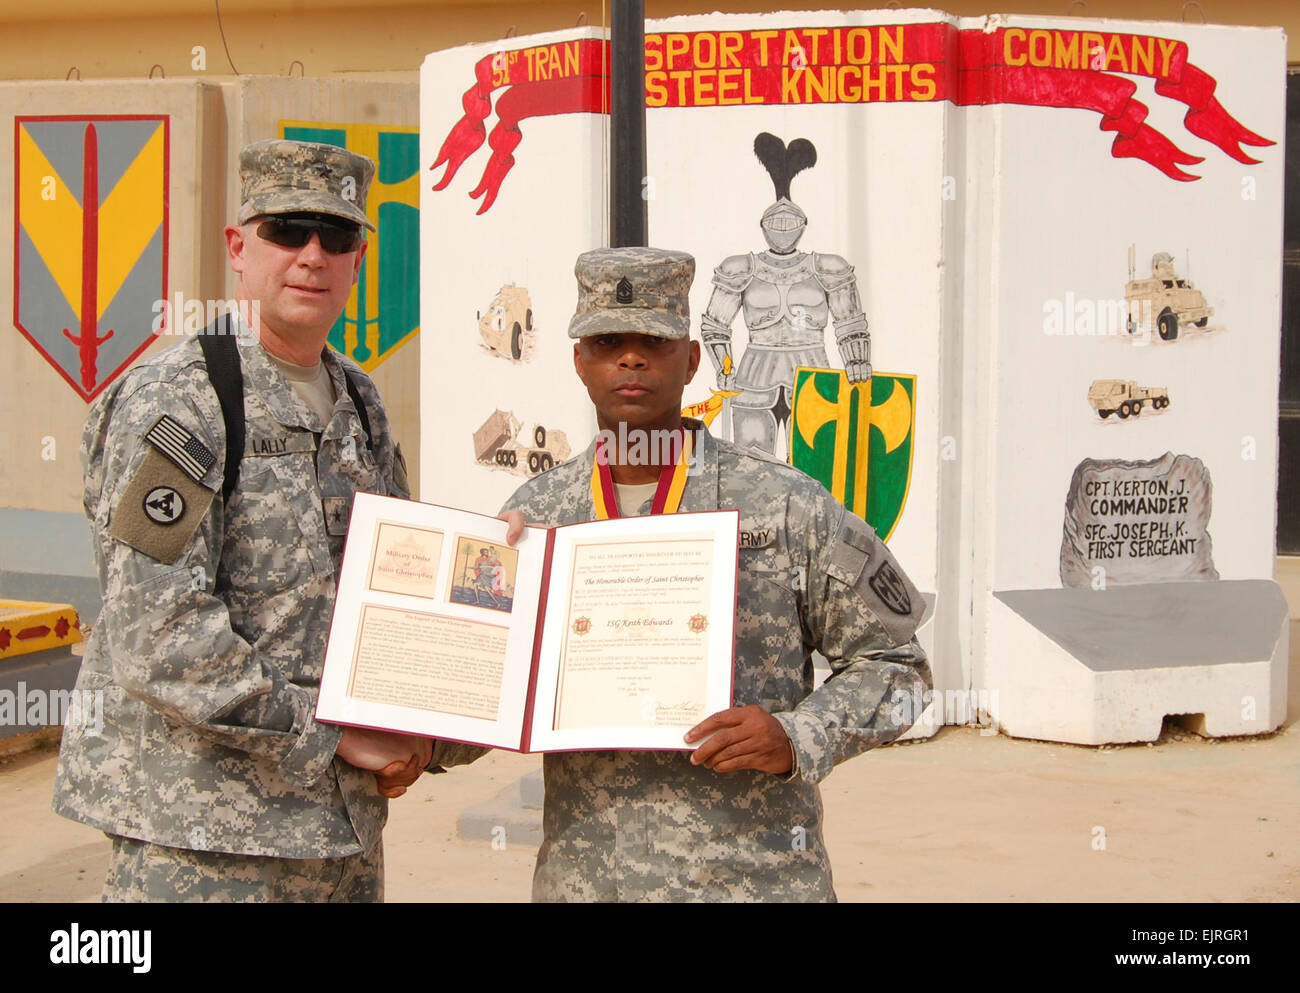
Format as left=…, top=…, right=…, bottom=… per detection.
left=568, top=247, right=695, bottom=340
left=145, top=415, right=217, bottom=483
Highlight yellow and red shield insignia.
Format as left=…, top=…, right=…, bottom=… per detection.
left=14, top=116, right=168, bottom=401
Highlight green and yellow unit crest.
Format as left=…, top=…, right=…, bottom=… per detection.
left=790, top=368, right=916, bottom=542
left=279, top=120, right=419, bottom=372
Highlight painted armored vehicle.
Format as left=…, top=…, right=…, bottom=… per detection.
left=1088, top=379, right=1170, bottom=419
left=1124, top=246, right=1212, bottom=341
left=477, top=284, right=533, bottom=360
left=473, top=409, right=570, bottom=476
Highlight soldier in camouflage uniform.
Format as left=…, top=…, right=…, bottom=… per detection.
left=499, top=247, right=931, bottom=901
left=52, top=140, right=432, bottom=902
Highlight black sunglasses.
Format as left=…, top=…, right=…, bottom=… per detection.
left=255, top=215, right=363, bottom=254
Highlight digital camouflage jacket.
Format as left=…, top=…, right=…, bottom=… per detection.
left=500, top=423, right=931, bottom=902
left=53, top=332, right=406, bottom=858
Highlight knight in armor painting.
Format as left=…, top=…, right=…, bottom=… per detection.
left=700, top=133, right=871, bottom=456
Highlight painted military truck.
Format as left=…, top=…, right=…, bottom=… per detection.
left=1088, top=380, right=1170, bottom=419
left=1125, top=246, right=1212, bottom=341
left=477, top=284, right=533, bottom=360
left=473, top=409, right=571, bottom=476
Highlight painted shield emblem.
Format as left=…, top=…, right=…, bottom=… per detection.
left=281, top=121, right=420, bottom=372
left=572, top=616, right=592, bottom=636
left=688, top=613, right=708, bottom=634
left=15, top=116, right=168, bottom=400
left=789, top=368, right=916, bottom=542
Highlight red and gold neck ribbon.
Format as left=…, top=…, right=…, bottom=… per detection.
left=591, top=429, right=693, bottom=520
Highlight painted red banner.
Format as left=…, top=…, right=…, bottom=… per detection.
left=430, top=38, right=609, bottom=213
left=430, top=23, right=1273, bottom=211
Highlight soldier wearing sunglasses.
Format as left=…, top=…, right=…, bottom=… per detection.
left=53, top=140, right=428, bottom=902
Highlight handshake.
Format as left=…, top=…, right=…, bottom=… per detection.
left=336, top=727, right=435, bottom=799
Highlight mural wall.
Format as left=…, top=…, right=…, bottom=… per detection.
left=0, top=78, right=417, bottom=617
left=419, top=9, right=1286, bottom=742
left=420, top=27, right=608, bottom=519
left=0, top=81, right=221, bottom=519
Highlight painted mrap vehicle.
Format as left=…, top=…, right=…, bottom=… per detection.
left=1125, top=247, right=1212, bottom=342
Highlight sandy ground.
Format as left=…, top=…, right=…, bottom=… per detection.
left=3, top=621, right=1296, bottom=903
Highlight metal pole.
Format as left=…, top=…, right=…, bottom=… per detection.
left=610, top=0, right=647, bottom=247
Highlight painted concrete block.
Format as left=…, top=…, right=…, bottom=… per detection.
left=987, top=582, right=1288, bottom=744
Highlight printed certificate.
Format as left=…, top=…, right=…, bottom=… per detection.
left=317, top=492, right=737, bottom=751
left=318, top=496, right=542, bottom=750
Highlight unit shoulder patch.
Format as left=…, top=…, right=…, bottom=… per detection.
left=867, top=560, right=913, bottom=617
left=108, top=445, right=217, bottom=564
left=142, top=485, right=185, bottom=524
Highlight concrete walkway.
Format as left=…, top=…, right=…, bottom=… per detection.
left=8, top=558, right=1300, bottom=901
left=3, top=619, right=1296, bottom=902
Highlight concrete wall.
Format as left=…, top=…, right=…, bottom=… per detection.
left=1, top=80, right=221, bottom=515
left=0, top=2, right=1296, bottom=81
left=0, top=1, right=1294, bottom=622
left=0, top=80, right=224, bottom=617
left=0, top=75, right=415, bottom=619
left=416, top=7, right=1289, bottom=742
left=223, top=76, right=421, bottom=490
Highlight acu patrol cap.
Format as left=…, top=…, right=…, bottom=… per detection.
left=237, top=139, right=376, bottom=231
left=568, top=247, right=695, bottom=340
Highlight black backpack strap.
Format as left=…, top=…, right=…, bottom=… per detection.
left=201, top=323, right=372, bottom=504
left=341, top=368, right=373, bottom=456
left=198, top=315, right=245, bottom=504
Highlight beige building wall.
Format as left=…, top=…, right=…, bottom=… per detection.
left=223, top=77, right=420, bottom=491
left=0, top=80, right=225, bottom=514
left=0, top=76, right=418, bottom=514
left=0, top=3, right=1290, bottom=508
left=0, top=72, right=416, bottom=616
left=0, top=1, right=1293, bottom=82
left=0, top=0, right=1291, bottom=615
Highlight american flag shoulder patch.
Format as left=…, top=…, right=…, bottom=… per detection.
left=144, top=415, right=217, bottom=483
